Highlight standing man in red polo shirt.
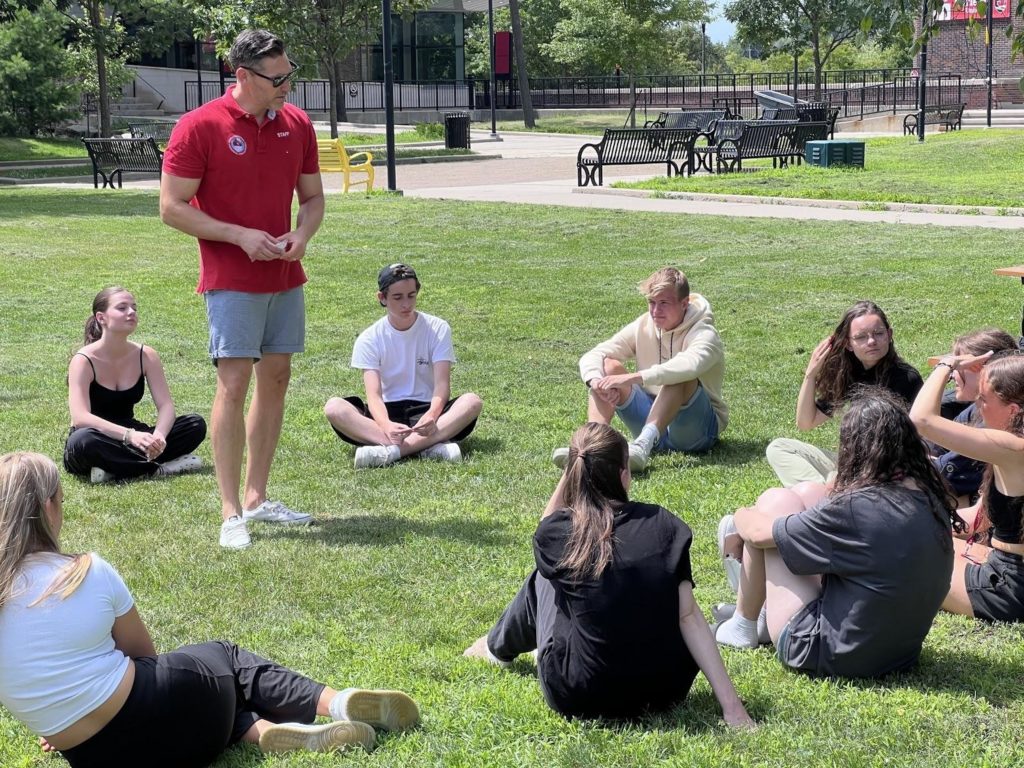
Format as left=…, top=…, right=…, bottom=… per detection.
left=160, top=29, right=324, bottom=549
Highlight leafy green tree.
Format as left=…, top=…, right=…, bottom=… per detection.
left=0, top=6, right=78, bottom=135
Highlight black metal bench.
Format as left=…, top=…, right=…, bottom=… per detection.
left=903, top=104, right=965, bottom=135
left=82, top=137, right=163, bottom=189
left=710, top=120, right=827, bottom=173
left=576, top=128, right=694, bottom=187
left=690, top=119, right=760, bottom=174
left=127, top=121, right=176, bottom=146
left=645, top=109, right=728, bottom=132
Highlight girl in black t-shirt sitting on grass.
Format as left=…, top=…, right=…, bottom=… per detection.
left=464, top=422, right=753, bottom=725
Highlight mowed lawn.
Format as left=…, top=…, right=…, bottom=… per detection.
left=618, top=129, right=1024, bottom=209
left=1, top=188, right=1024, bottom=767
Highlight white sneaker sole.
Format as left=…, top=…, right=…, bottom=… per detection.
left=342, top=690, right=421, bottom=731
left=259, top=721, right=375, bottom=753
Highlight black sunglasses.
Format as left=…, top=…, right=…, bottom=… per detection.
left=242, top=60, right=300, bottom=88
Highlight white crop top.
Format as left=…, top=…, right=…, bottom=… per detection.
left=0, top=552, right=133, bottom=736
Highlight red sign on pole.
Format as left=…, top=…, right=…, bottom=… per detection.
left=494, top=31, right=512, bottom=78
left=937, top=0, right=1011, bottom=21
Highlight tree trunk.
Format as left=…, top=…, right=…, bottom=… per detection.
left=325, top=57, right=339, bottom=138
left=508, top=0, right=535, bottom=127
left=810, top=32, right=823, bottom=100
left=87, top=0, right=111, bottom=136
left=334, top=58, right=348, bottom=123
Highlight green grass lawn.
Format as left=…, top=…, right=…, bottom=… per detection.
left=0, top=137, right=88, bottom=161
left=0, top=164, right=93, bottom=179
left=618, top=129, right=1024, bottom=209
left=2, top=189, right=1024, bottom=766
left=494, top=111, right=637, bottom=134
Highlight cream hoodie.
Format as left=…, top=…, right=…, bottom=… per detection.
left=578, top=293, right=727, bottom=430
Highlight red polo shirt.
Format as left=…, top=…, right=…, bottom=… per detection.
left=163, top=92, right=319, bottom=294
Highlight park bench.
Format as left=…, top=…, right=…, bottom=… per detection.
left=689, top=119, right=749, bottom=173
left=576, top=128, right=693, bottom=186
left=903, top=104, right=965, bottom=135
left=644, top=109, right=728, bottom=132
left=317, top=138, right=374, bottom=193
left=824, top=106, right=841, bottom=139
left=695, top=120, right=827, bottom=174
left=761, top=107, right=798, bottom=121
left=127, top=121, right=176, bottom=148
left=82, top=137, right=163, bottom=189
left=779, top=121, right=830, bottom=166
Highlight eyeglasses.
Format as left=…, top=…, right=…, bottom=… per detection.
left=850, top=329, right=888, bottom=344
left=242, top=60, right=300, bottom=88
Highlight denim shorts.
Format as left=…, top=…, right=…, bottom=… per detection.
left=616, top=383, right=719, bottom=452
left=205, top=286, right=305, bottom=361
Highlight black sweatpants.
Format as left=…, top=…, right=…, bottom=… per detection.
left=63, top=414, right=206, bottom=480
left=61, top=641, right=324, bottom=768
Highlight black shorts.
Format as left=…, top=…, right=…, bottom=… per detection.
left=332, top=395, right=477, bottom=446
left=775, top=597, right=824, bottom=675
left=966, top=548, right=1024, bottom=622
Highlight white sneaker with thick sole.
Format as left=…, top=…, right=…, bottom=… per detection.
left=718, top=514, right=742, bottom=593
left=551, top=447, right=570, bottom=469
left=419, top=442, right=462, bottom=462
left=89, top=467, right=114, bottom=484
left=627, top=440, right=651, bottom=472
left=336, top=689, right=421, bottom=731
left=155, top=454, right=202, bottom=477
left=219, top=516, right=251, bottom=550
left=259, top=721, right=376, bottom=754
left=242, top=500, right=313, bottom=526
left=354, top=445, right=399, bottom=469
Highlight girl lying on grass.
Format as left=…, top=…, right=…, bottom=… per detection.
left=464, top=422, right=753, bottom=726
left=0, top=452, right=420, bottom=768
left=911, top=351, right=1024, bottom=623
left=715, top=389, right=958, bottom=679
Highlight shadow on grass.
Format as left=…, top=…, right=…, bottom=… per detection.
left=463, top=434, right=503, bottom=456
left=260, top=513, right=516, bottom=548
left=651, top=437, right=767, bottom=470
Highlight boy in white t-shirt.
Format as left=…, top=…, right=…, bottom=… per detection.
left=325, top=264, right=483, bottom=468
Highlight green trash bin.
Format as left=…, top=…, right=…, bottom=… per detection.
left=806, top=139, right=865, bottom=168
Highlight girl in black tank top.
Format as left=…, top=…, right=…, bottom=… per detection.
left=911, top=350, right=1024, bottom=623
left=64, top=287, right=206, bottom=482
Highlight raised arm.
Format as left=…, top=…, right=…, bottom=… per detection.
left=677, top=582, right=754, bottom=728
left=795, top=337, right=832, bottom=431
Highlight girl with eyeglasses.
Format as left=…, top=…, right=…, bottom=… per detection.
left=0, top=452, right=420, bottom=767
left=764, top=300, right=923, bottom=490
left=911, top=351, right=1024, bottom=623
left=463, top=422, right=753, bottom=726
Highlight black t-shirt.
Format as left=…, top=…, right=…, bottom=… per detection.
left=817, top=358, right=923, bottom=416
left=772, top=485, right=952, bottom=678
left=533, top=501, right=699, bottom=719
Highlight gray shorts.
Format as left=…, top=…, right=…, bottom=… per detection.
left=204, top=287, right=305, bottom=361
left=965, top=548, right=1024, bottom=622
left=775, top=597, right=824, bottom=674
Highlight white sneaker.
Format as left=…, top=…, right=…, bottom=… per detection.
left=627, top=440, right=651, bottom=472
left=334, top=689, right=421, bottom=731
left=259, top=721, right=376, bottom=754
left=155, top=454, right=202, bottom=477
left=551, top=447, right=570, bottom=469
left=718, top=514, right=742, bottom=593
left=242, top=500, right=313, bottom=526
left=354, top=445, right=399, bottom=469
left=419, top=442, right=462, bottom=462
left=219, top=516, right=251, bottom=549
left=89, top=467, right=114, bottom=484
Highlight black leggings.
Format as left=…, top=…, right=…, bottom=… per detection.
left=61, top=641, right=324, bottom=768
left=63, top=414, right=206, bottom=480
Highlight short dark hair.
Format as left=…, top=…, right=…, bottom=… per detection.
left=229, top=30, right=286, bottom=71
left=377, top=263, right=420, bottom=293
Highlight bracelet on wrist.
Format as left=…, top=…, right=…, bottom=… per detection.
left=122, top=428, right=133, bottom=446
left=935, top=361, right=956, bottom=372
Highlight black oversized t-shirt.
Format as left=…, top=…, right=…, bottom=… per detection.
left=816, top=359, right=923, bottom=416
left=772, top=485, right=952, bottom=678
left=532, top=501, right=699, bottom=719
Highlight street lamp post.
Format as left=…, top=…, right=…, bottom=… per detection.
left=381, top=0, right=398, bottom=190
left=986, top=0, right=994, bottom=128
left=916, top=0, right=929, bottom=142
left=487, top=0, right=499, bottom=139
left=700, top=22, right=706, bottom=77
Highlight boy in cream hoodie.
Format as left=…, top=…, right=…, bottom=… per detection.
left=553, top=267, right=727, bottom=471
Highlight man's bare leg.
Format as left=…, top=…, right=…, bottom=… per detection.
left=212, top=358, right=254, bottom=521
left=586, top=359, right=630, bottom=423
left=243, top=353, right=291, bottom=510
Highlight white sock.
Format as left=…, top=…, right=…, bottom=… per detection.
left=636, top=424, right=660, bottom=452
left=385, top=445, right=401, bottom=463
left=328, top=688, right=357, bottom=721
left=757, top=605, right=771, bottom=645
left=715, top=613, right=759, bottom=648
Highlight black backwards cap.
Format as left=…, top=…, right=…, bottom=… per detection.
left=378, top=263, right=418, bottom=292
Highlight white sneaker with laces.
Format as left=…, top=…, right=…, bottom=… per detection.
left=89, top=467, right=114, bottom=484
left=219, top=516, right=251, bottom=549
left=627, top=440, right=652, bottom=471
left=354, top=445, right=400, bottom=469
left=718, top=514, right=742, bottom=593
left=155, top=454, right=202, bottom=477
left=551, top=447, right=570, bottom=469
left=242, top=500, right=313, bottom=526
left=419, top=442, right=462, bottom=462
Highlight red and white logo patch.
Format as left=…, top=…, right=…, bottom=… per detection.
left=227, top=135, right=247, bottom=155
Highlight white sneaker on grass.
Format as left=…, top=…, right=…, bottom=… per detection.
left=354, top=444, right=400, bottom=469
left=627, top=441, right=652, bottom=472
left=258, top=720, right=376, bottom=754
left=155, top=454, right=202, bottom=477
left=418, top=442, right=462, bottom=462
left=219, top=516, right=251, bottom=550
left=551, top=447, right=570, bottom=469
left=330, top=689, right=421, bottom=731
left=718, top=514, right=742, bottom=593
left=89, top=467, right=114, bottom=484
left=242, top=500, right=313, bottom=526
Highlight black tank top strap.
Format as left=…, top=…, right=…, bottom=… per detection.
left=74, top=352, right=97, bottom=381
left=138, top=344, right=145, bottom=377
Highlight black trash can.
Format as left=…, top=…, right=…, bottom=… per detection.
left=444, top=112, right=471, bottom=149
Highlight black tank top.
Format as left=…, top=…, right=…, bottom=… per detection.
left=75, top=346, right=145, bottom=426
left=987, top=483, right=1024, bottom=545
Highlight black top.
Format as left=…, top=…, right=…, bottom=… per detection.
left=773, top=485, right=952, bottom=678
left=76, top=346, right=145, bottom=426
left=532, top=501, right=698, bottom=719
left=986, top=483, right=1024, bottom=544
left=817, top=358, right=923, bottom=416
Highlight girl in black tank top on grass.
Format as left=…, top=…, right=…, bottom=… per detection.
left=911, top=351, right=1024, bottom=623
left=64, top=287, right=206, bottom=483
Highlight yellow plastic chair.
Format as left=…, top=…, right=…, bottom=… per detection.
left=317, top=138, right=374, bottom=193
